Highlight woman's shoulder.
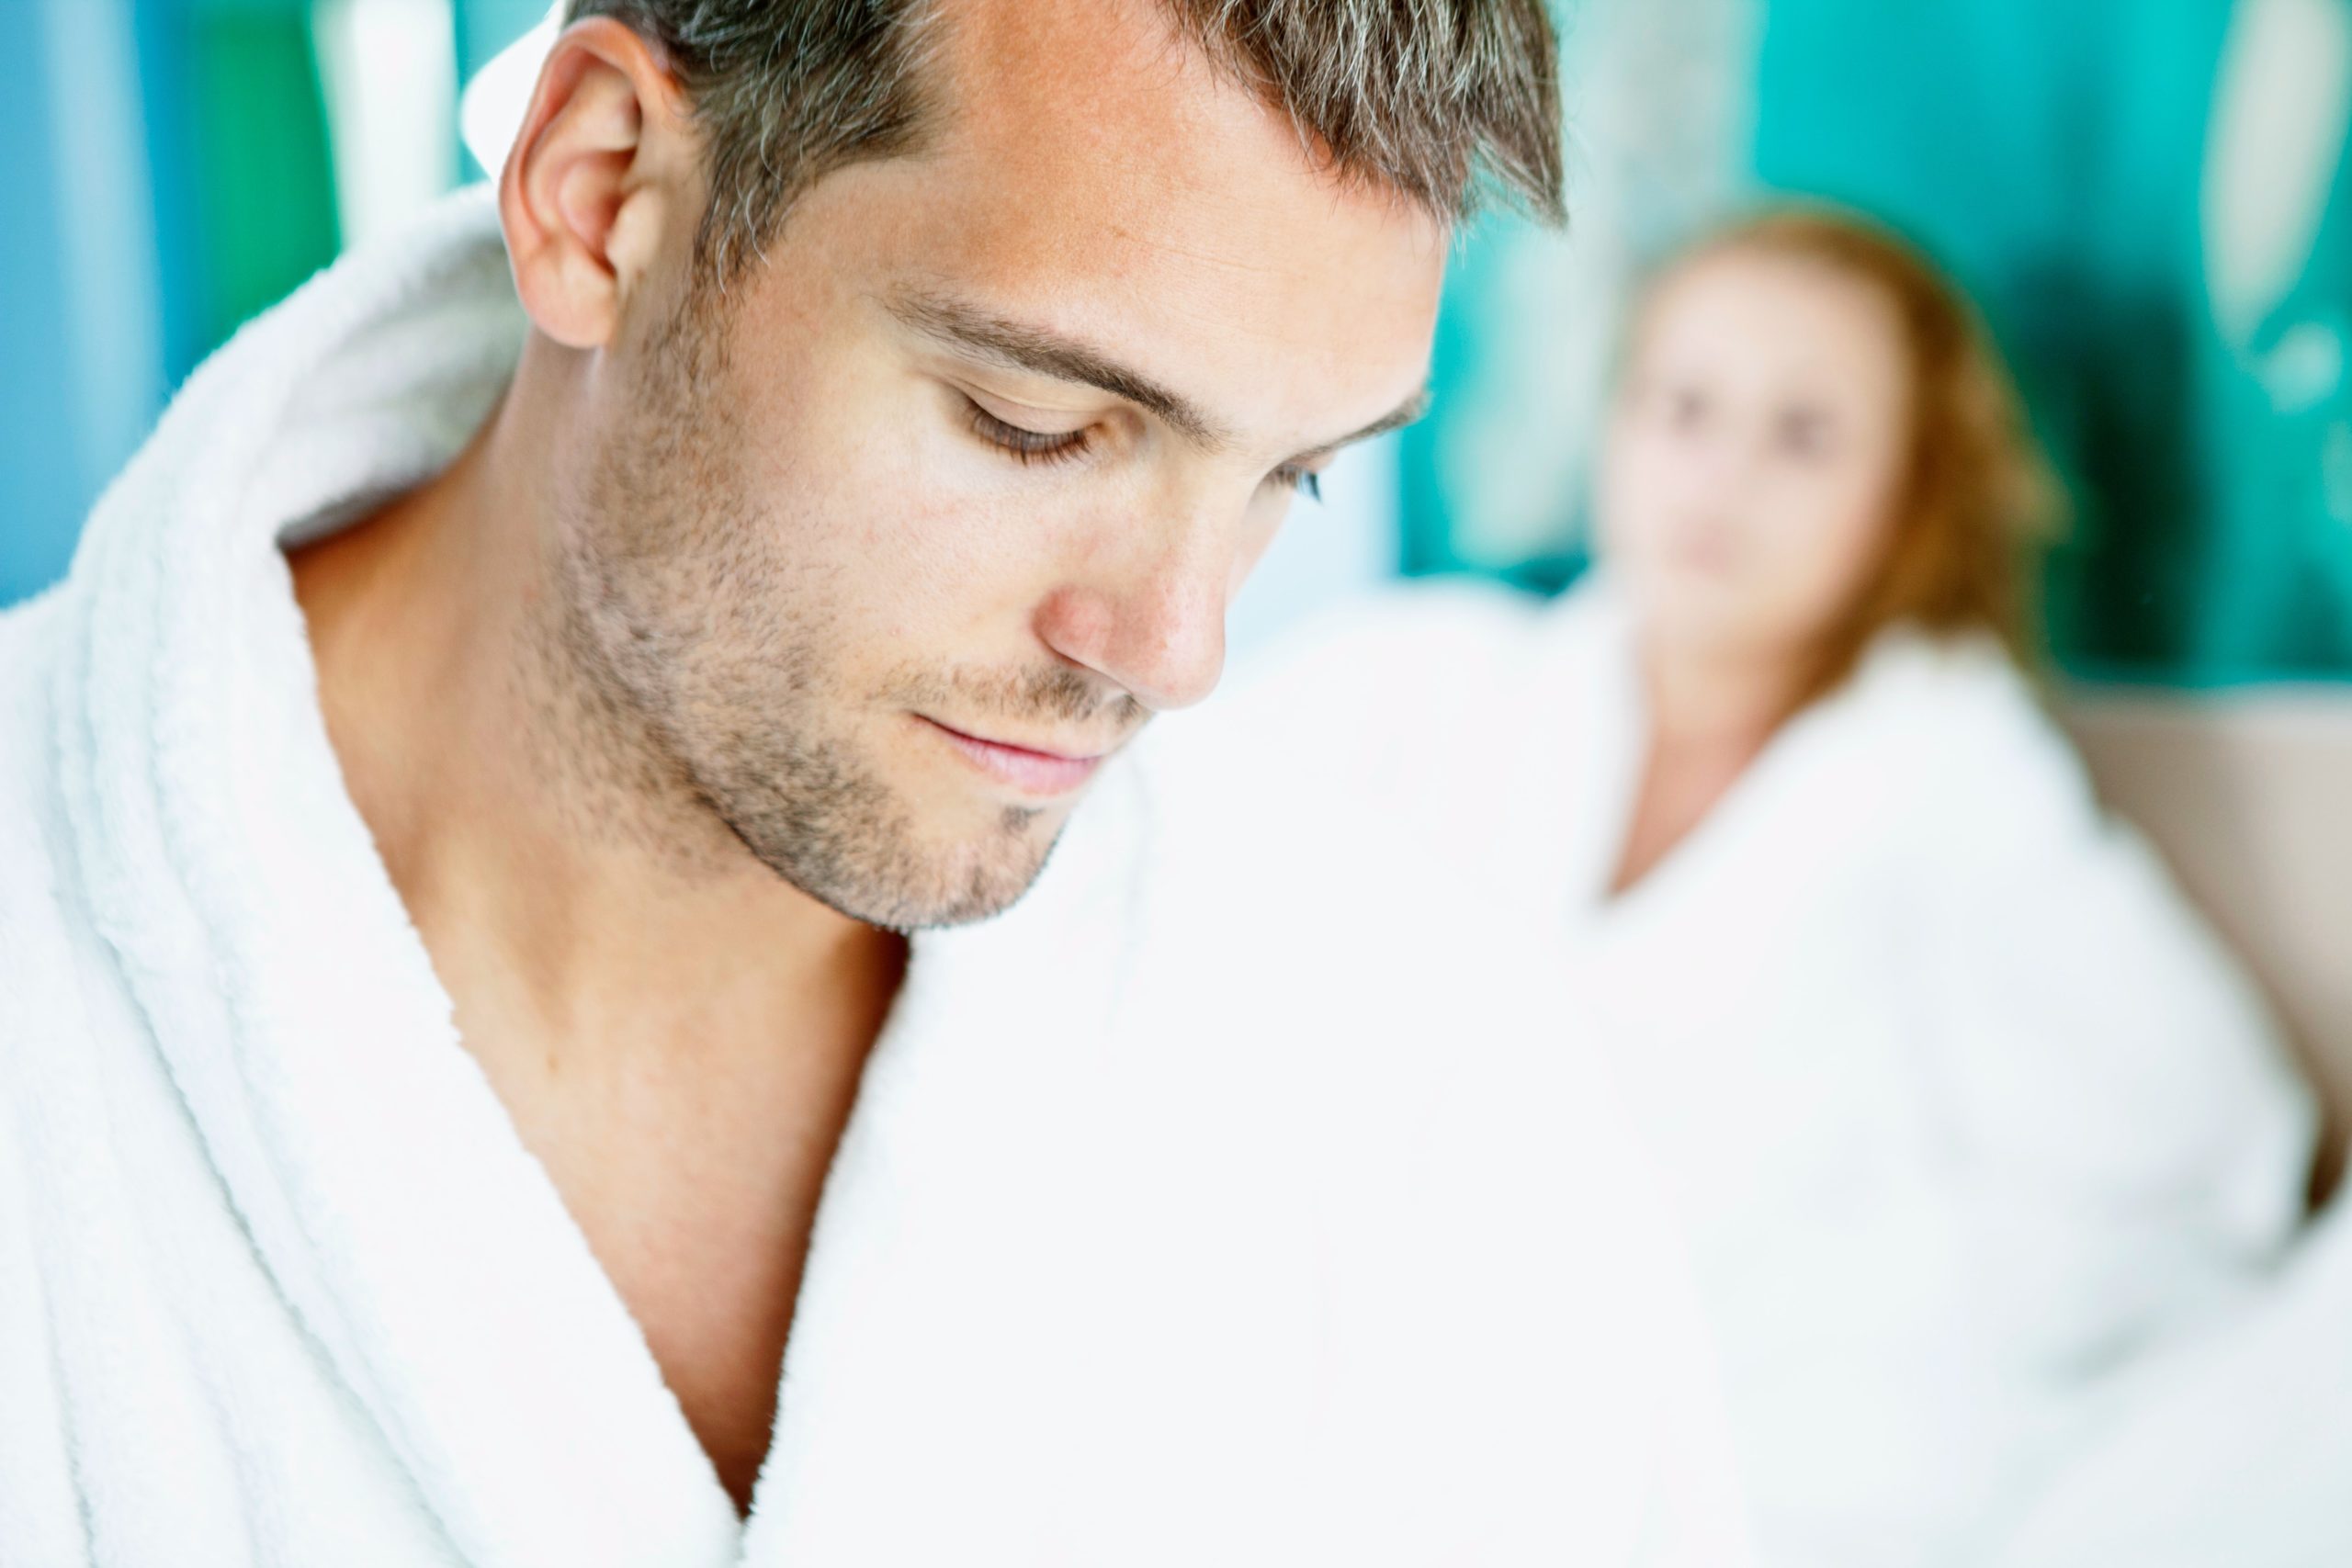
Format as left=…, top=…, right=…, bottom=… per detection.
left=1845, top=626, right=2081, bottom=776
left=1834, top=625, right=2117, bottom=869
left=1843, top=622, right=2038, bottom=721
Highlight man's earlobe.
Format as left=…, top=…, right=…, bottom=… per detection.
left=498, top=18, right=690, bottom=350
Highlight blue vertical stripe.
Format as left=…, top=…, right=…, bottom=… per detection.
left=0, top=0, right=89, bottom=604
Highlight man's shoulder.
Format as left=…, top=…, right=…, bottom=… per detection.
left=0, top=584, right=67, bottom=774
left=0, top=586, right=78, bottom=941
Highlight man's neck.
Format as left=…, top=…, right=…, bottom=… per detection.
left=289, top=390, right=907, bottom=1504
left=287, top=387, right=908, bottom=1095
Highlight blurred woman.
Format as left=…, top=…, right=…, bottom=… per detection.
left=1169, top=209, right=2320, bottom=1567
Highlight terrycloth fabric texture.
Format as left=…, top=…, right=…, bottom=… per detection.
left=0, top=186, right=1755, bottom=1567
left=1185, top=574, right=2321, bottom=1568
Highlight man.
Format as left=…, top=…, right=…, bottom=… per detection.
left=0, top=3, right=1750, bottom=1562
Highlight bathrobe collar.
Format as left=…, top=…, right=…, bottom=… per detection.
left=1517, top=570, right=1973, bottom=932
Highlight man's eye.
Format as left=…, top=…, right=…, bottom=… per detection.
left=968, top=403, right=1094, bottom=467
left=1272, top=465, right=1323, bottom=502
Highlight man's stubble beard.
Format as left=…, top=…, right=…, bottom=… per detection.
left=522, top=291, right=1083, bottom=931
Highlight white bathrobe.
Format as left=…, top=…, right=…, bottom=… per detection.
left=1984, top=1190, right=2352, bottom=1568
left=1175, top=574, right=2319, bottom=1568
left=0, top=187, right=1753, bottom=1567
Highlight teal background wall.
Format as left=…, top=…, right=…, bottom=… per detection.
left=3, top=0, right=546, bottom=606
left=1404, top=0, right=2352, bottom=684
left=2, top=3, right=95, bottom=606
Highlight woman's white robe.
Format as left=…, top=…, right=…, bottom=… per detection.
left=0, top=189, right=1753, bottom=1567
left=1985, top=1191, right=2352, bottom=1568
left=1182, top=574, right=2319, bottom=1568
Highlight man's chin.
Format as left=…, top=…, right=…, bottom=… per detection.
left=820, top=807, right=1074, bottom=933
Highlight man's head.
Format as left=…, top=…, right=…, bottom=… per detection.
left=497, top=0, right=1561, bottom=929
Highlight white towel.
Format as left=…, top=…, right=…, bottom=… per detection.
left=0, top=188, right=1754, bottom=1566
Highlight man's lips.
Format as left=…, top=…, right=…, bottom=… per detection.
left=916, top=716, right=1111, bottom=797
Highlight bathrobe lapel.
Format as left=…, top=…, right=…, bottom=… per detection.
left=51, top=185, right=756, bottom=1568
left=47, top=179, right=1156, bottom=1568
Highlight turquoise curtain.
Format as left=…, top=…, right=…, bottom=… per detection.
left=4, top=0, right=539, bottom=609
left=1, top=6, right=96, bottom=604
left=1403, top=0, right=2352, bottom=685
left=2198, top=124, right=2352, bottom=677
left=1752, top=0, right=2350, bottom=682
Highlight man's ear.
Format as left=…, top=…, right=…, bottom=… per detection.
left=498, top=18, right=697, bottom=349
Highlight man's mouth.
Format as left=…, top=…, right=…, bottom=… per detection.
left=915, top=716, right=1114, bottom=798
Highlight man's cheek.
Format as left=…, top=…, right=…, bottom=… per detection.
left=891, top=495, right=1051, bottom=621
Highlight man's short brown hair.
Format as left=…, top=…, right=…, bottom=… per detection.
left=567, top=0, right=1565, bottom=285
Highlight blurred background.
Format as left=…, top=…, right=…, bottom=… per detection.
left=5, top=0, right=2349, bottom=683
left=1, top=0, right=540, bottom=604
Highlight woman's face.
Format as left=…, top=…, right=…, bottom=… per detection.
left=1598, top=249, right=1914, bottom=667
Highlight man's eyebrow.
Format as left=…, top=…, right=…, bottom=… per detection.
left=1304, top=388, right=1431, bottom=461
left=888, top=288, right=1235, bottom=451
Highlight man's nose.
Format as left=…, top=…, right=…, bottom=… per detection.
left=1032, top=511, right=1235, bottom=714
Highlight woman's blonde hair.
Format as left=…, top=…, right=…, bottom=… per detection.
left=1631, top=205, right=2066, bottom=700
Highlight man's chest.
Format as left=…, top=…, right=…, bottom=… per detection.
left=504, top=1066, right=861, bottom=1510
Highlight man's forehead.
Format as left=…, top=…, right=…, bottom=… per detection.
left=915, top=0, right=1406, bottom=257
left=935, top=0, right=1238, bottom=149
left=780, top=0, right=1450, bottom=452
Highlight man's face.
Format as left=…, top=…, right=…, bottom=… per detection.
left=547, top=0, right=1445, bottom=930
